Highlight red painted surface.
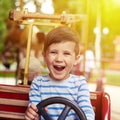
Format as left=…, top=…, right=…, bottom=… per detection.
left=0, top=85, right=111, bottom=120
left=90, top=92, right=111, bottom=120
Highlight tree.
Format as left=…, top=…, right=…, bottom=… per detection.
left=0, top=0, right=14, bottom=52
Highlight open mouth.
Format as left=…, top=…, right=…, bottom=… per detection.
left=53, top=65, right=65, bottom=71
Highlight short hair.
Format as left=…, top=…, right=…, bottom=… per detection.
left=19, top=57, right=41, bottom=73
left=43, top=26, right=80, bottom=56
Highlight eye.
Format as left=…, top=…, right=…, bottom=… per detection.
left=64, top=52, right=71, bottom=55
left=50, top=51, right=57, bottom=54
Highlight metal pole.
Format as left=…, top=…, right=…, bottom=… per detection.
left=23, top=24, right=33, bottom=85
left=95, top=0, right=101, bottom=69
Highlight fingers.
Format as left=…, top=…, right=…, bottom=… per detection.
left=45, top=106, right=48, bottom=111
left=25, top=104, right=39, bottom=120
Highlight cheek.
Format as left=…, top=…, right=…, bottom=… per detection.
left=66, top=58, right=76, bottom=66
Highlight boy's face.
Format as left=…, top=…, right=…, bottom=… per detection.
left=44, top=41, right=78, bottom=81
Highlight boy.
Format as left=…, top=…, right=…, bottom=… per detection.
left=18, top=57, right=41, bottom=85
left=25, top=26, right=95, bottom=120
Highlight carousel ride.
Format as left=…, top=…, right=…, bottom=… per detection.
left=0, top=9, right=111, bottom=120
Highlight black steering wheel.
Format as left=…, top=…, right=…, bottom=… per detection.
left=37, top=97, right=87, bottom=120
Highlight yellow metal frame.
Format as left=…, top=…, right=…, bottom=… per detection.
left=9, top=9, right=88, bottom=85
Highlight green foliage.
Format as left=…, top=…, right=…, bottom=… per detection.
left=53, top=0, right=69, bottom=14
left=106, top=72, right=120, bottom=86
left=53, top=0, right=85, bottom=14
left=90, top=70, right=120, bottom=86
left=0, top=0, right=14, bottom=52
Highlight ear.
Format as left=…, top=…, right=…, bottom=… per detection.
left=74, top=54, right=80, bottom=65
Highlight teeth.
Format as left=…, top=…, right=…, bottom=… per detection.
left=54, top=65, right=63, bottom=68
left=57, top=66, right=63, bottom=68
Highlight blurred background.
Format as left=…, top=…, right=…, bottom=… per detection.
left=0, top=0, right=120, bottom=120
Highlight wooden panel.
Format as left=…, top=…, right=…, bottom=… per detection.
left=0, top=111, right=25, bottom=119
left=0, top=85, right=29, bottom=119
left=0, top=84, right=111, bottom=120
left=0, top=98, right=28, bottom=106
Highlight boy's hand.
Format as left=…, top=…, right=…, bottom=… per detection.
left=25, top=103, right=39, bottom=120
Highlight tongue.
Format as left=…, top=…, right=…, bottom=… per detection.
left=54, top=66, right=64, bottom=71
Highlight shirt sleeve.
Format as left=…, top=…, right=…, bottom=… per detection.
left=29, top=76, right=41, bottom=105
left=77, top=77, right=95, bottom=120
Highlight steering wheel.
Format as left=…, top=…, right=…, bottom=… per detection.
left=37, top=97, right=87, bottom=120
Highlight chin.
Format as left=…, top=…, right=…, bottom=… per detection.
left=53, top=75, right=68, bottom=81
left=50, top=71, right=68, bottom=81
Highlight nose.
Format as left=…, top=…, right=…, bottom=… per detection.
left=55, top=53, right=63, bottom=62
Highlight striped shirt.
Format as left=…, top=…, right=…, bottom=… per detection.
left=29, top=74, right=95, bottom=120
